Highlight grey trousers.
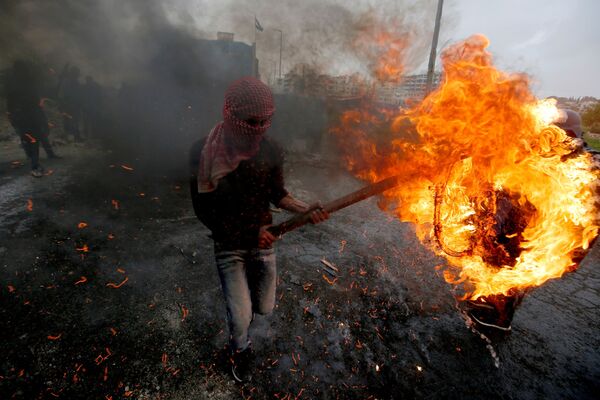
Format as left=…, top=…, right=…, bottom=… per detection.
left=214, top=246, right=277, bottom=351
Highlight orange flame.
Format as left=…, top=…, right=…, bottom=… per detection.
left=332, top=35, right=600, bottom=299
left=352, top=14, right=411, bottom=83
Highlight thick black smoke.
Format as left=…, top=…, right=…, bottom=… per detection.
left=0, top=0, right=452, bottom=174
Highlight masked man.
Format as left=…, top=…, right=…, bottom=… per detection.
left=189, top=77, right=328, bottom=382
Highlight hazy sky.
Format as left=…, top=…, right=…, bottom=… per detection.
left=450, top=0, right=600, bottom=98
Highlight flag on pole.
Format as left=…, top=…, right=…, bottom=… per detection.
left=255, top=16, right=264, bottom=32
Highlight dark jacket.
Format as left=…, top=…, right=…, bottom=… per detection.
left=189, top=136, right=288, bottom=249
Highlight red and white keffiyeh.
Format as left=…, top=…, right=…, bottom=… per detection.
left=198, top=77, right=275, bottom=193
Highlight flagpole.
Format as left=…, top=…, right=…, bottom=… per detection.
left=252, top=14, right=257, bottom=77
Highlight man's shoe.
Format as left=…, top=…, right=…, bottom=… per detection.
left=31, top=167, right=44, bottom=178
left=231, top=348, right=254, bottom=383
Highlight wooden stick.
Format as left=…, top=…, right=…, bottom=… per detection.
left=268, top=175, right=400, bottom=237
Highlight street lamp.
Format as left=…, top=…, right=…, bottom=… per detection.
left=273, top=29, right=283, bottom=80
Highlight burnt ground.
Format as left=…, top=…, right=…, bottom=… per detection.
left=0, top=138, right=599, bottom=400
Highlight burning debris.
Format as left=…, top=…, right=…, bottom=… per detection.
left=332, top=34, right=600, bottom=331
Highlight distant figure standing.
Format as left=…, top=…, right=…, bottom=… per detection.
left=82, top=75, right=102, bottom=137
left=5, top=60, right=59, bottom=177
left=61, top=66, right=83, bottom=142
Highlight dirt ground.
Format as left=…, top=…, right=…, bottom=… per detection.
left=1, top=137, right=599, bottom=400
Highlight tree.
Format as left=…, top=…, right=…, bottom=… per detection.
left=582, top=102, right=600, bottom=134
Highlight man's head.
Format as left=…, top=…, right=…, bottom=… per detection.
left=222, top=77, right=275, bottom=154
left=555, top=109, right=583, bottom=139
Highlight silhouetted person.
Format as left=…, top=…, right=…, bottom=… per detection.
left=61, top=66, right=83, bottom=142
left=5, top=60, right=59, bottom=177
left=82, top=75, right=102, bottom=137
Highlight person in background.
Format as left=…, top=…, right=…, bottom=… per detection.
left=189, top=77, right=328, bottom=383
left=5, top=59, right=60, bottom=177
left=60, top=66, right=83, bottom=142
left=555, top=108, right=583, bottom=139
left=82, top=75, right=102, bottom=137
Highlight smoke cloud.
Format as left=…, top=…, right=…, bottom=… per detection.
left=0, top=0, right=455, bottom=173
left=0, top=0, right=451, bottom=83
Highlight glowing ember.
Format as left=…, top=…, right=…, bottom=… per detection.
left=106, top=277, right=128, bottom=288
left=180, top=304, right=189, bottom=321
left=332, top=35, right=600, bottom=300
left=47, top=333, right=62, bottom=340
left=26, top=199, right=33, bottom=212
left=77, top=222, right=88, bottom=229
left=74, top=276, right=87, bottom=285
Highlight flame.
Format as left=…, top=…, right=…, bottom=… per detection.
left=352, top=14, right=411, bottom=83
left=332, top=35, right=600, bottom=299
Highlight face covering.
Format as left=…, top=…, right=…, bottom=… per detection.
left=197, top=77, right=275, bottom=193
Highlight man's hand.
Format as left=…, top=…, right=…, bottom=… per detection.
left=278, top=195, right=329, bottom=225
left=259, top=225, right=277, bottom=249
left=307, top=203, right=329, bottom=224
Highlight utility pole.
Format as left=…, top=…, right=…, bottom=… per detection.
left=274, top=29, right=283, bottom=79
left=426, top=0, right=444, bottom=95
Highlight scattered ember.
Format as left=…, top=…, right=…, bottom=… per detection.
left=161, top=353, right=168, bottom=368
left=321, top=274, right=338, bottom=285
left=74, top=276, right=87, bottom=285
left=26, top=199, right=33, bottom=211
left=77, top=222, right=88, bottom=229
left=111, top=200, right=120, bottom=210
left=106, top=277, right=128, bottom=289
left=108, top=233, right=115, bottom=240
left=76, top=244, right=89, bottom=253
left=180, top=304, right=189, bottom=321
left=117, top=268, right=126, bottom=274
left=109, top=327, right=118, bottom=336
left=47, top=333, right=62, bottom=340
left=120, top=164, right=134, bottom=171
left=339, top=239, right=347, bottom=253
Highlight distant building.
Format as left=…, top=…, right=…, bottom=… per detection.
left=217, top=32, right=235, bottom=42
left=277, top=66, right=367, bottom=99
left=397, top=73, right=442, bottom=102
left=274, top=68, right=442, bottom=105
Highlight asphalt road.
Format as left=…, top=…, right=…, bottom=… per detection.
left=1, top=139, right=599, bottom=399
